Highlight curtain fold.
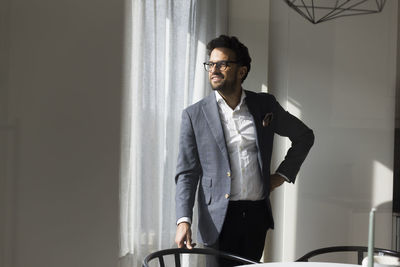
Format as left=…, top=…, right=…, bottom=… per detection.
left=119, top=0, right=227, bottom=266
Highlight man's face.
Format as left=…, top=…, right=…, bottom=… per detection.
left=208, top=47, right=242, bottom=93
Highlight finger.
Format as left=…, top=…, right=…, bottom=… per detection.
left=186, top=235, right=193, bottom=249
left=186, top=243, right=196, bottom=249
left=177, top=240, right=184, bottom=248
left=176, top=236, right=185, bottom=248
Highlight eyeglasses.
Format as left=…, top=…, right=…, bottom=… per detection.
left=203, top=60, right=239, bottom=72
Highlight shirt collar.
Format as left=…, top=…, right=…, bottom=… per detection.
left=215, top=90, right=247, bottom=110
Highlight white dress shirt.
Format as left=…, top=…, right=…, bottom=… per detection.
left=215, top=90, right=265, bottom=201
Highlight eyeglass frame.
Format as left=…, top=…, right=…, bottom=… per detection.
left=203, top=60, right=240, bottom=72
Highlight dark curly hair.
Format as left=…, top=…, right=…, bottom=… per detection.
left=206, top=35, right=251, bottom=82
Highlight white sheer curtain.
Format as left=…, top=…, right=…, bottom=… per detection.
left=119, top=0, right=227, bottom=266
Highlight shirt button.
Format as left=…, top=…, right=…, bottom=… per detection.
left=225, top=194, right=230, bottom=199
left=227, top=171, right=231, bottom=177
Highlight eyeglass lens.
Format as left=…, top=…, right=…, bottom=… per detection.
left=204, top=61, right=228, bottom=72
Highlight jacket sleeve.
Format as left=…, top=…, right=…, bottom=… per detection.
left=272, top=96, right=315, bottom=183
left=175, top=109, right=202, bottom=222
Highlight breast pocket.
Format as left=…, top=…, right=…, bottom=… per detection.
left=201, top=176, right=212, bottom=205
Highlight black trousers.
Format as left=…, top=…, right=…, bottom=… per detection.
left=207, top=200, right=270, bottom=267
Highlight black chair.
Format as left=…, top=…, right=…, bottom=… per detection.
left=296, top=246, right=400, bottom=264
left=142, top=247, right=261, bottom=267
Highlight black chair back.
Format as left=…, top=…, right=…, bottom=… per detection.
left=142, top=247, right=260, bottom=267
left=296, top=246, right=400, bottom=264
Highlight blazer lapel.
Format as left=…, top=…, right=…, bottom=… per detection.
left=244, top=90, right=265, bottom=171
left=245, top=90, right=263, bottom=140
left=202, top=93, right=230, bottom=163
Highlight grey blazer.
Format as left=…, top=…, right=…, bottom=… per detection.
left=175, top=90, right=314, bottom=246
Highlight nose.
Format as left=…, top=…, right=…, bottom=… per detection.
left=210, top=64, right=220, bottom=73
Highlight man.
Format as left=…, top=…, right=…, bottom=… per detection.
left=174, top=35, right=314, bottom=264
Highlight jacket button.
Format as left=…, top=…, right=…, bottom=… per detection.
left=225, top=194, right=230, bottom=199
left=227, top=171, right=231, bottom=177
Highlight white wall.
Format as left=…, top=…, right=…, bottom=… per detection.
left=229, top=0, right=398, bottom=263
left=0, top=0, right=124, bottom=266
left=268, top=0, right=397, bottom=262
left=228, top=0, right=269, bottom=93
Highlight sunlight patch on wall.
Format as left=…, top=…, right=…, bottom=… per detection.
left=372, top=160, right=393, bottom=208
left=262, top=84, right=268, bottom=93
left=287, top=98, right=302, bottom=120
left=281, top=171, right=299, bottom=261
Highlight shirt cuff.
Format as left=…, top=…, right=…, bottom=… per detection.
left=177, top=217, right=192, bottom=226
left=275, top=172, right=291, bottom=183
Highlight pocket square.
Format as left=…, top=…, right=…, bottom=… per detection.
left=262, top=112, right=273, bottom=127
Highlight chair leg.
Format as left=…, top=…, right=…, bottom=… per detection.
left=357, top=251, right=364, bottom=265
left=158, top=256, right=165, bottom=267
left=174, top=253, right=181, bottom=267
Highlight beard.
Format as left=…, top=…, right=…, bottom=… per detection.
left=210, top=72, right=238, bottom=94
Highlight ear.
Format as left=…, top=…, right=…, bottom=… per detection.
left=238, top=66, right=247, bottom=79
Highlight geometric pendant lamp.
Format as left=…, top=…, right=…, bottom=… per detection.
left=283, top=0, right=386, bottom=24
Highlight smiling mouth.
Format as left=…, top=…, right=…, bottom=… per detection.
left=211, top=75, right=223, bottom=81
